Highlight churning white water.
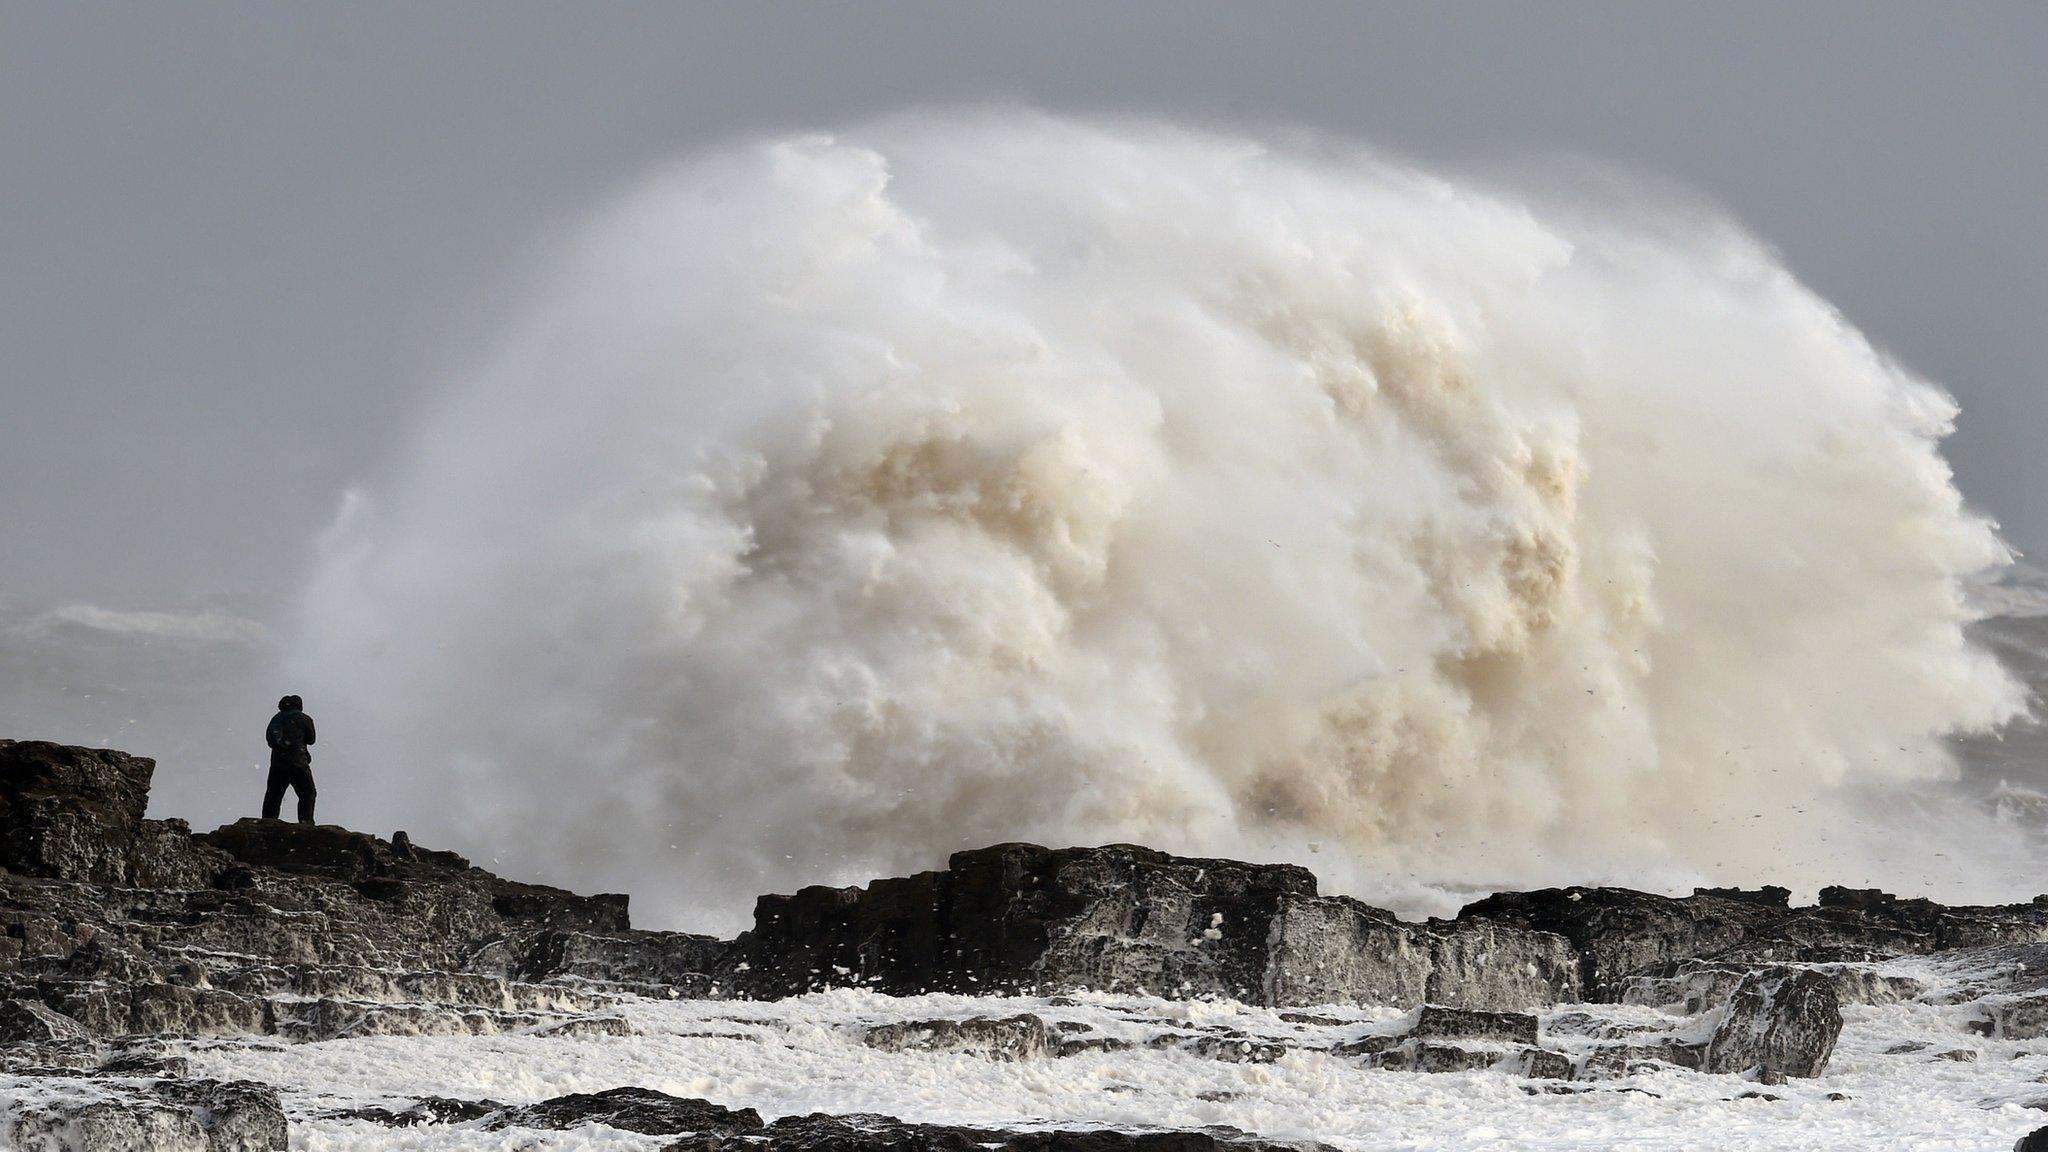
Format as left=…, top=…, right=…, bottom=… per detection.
left=290, top=114, right=2034, bottom=930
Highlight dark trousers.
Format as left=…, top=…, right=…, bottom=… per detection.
left=262, top=753, right=316, bottom=824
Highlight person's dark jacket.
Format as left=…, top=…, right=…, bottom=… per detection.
left=266, top=705, right=316, bottom=762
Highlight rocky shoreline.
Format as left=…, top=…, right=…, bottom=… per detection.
left=6, top=737, right=2048, bottom=1150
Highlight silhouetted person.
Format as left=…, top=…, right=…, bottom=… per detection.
left=263, top=694, right=317, bottom=824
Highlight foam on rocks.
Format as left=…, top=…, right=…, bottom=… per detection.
left=7, top=739, right=2048, bottom=1149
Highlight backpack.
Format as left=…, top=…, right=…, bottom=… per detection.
left=266, top=712, right=301, bottom=752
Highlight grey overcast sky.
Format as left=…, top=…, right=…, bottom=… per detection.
left=4, top=1, right=2046, bottom=612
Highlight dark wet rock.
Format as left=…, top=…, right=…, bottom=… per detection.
left=743, top=868, right=956, bottom=998
left=1455, top=887, right=1781, bottom=997
left=1179, top=1034, right=1291, bottom=1064
left=1693, top=886, right=1792, bottom=909
left=1422, top=918, right=1582, bottom=1010
left=0, top=997, right=90, bottom=1045
left=1976, top=994, right=2048, bottom=1040
left=1409, top=1043, right=1532, bottom=1076
left=863, top=1014, right=1056, bottom=1060
left=1363, top=1038, right=1570, bottom=1078
left=1809, top=964, right=1930, bottom=1007
left=0, top=747, right=652, bottom=1052
left=733, top=844, right=1579, bottom=1010
left=510, top=928, right=731, bottom=996
left=1520, top=1048, right=1576, bottom=1080
left=1542, top=1012, right=1658, bottom=1041
left=330, top=1095, right=502, bottom=1127
left=1058, top=1034, right=1137, bottom=1057
left=694, top=1108, right=1338, bottom=1152
left=532, top=1014, right=635, bottom=1039
left=487, top=1086, right=764, bottom=1136
left=1264, top=895, right=1430, bottom=1008
left=97, top=1050, right=189, bottom=1077
left=2017, top=1124, right=2048, bottom=1152
left=126, top=819, right=236, bottom=890
left=739, top=844, right=1316, bottom=1001
left=1712, top=905, right=1934, bottom=965
left=1, top=1045, right=107, bottom=1075
left=1928, top=943, right=2048, bottom=998
left=1408, top=1005, right=1539, bottom=1046
left=1620, top=960, right=1758, bottom=1014
left=150, top=1080, right=288, bottom=1150
left=200, top=818, right=627, bottom=933
left=1817, top=886, right=1902, bottom=914
left=3, top=1077, right=284, bottom=1152
left=269, top=997, right=550, bottom=1042
left=1332, top=1004, right=1567, bottom=1079
left=41, top=981, right=272, bottom=1040
left=1701, top=968, right=1842, bottom=1081
left=0, top=741, right=154, bottom=884
left=0, top=733, right=2026, bottom=1109
left=1457, top=882, right=2048, bottom=994
left=1578, top=1040, right=1709, bottom=1079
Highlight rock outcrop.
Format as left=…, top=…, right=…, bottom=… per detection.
left=728, top=843, right=1585, bottom=1009
left=0, top=741, right=155, bottom=884
left=3, top=1077, right=285, bottom=1152
left=718, top=846, right=2048, bottom=1012
left=10, top=738, right=2040, bottom=1034
left=0, top=779, right=629, bottom=1049
left=7, top=736, right=2048, bottom=1149
left=1700, top=968, right=1843, bottom=1082
left=453, top=1086, right=1337, bottom=1151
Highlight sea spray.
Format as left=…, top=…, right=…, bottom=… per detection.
left=290, top=114, right=2028, bottom=930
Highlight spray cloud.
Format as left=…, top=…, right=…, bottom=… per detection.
left=294, top=114, right=2028, bottom=930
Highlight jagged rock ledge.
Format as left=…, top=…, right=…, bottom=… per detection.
left=333, top=1086, right=1334, bottom=1151
left=6, top=738, right=2048, bottom=1148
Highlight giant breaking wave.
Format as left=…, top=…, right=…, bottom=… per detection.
left=292, top=115, right=2033, bottom=930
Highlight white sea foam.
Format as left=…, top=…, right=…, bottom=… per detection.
left=289, top=113, right=2030, bottom=929
left=182, top=986, right=2048, bottom=1151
